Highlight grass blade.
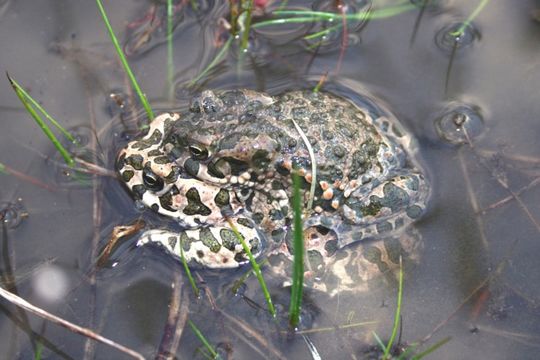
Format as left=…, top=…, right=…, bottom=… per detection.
left=411, top=337, right=451, bottom=360
left=450, top=0, right=492, bottom=37
left=179, top=242, right=199, bottom=298
left=227, top=219, right=276, bottom=317
left=188, top=320, right=220, bottom=359
left=240, top=0, right=254, bottom=52
left=288, top=170, right=304, bottom=328
left=384, top=256, right=404, bottom=358
left=95, top=0, right=154, bottom=122
left=7, top=74, right=74, bottom=167
left=7, top=78, right=76, bottom=144
left=189, top=36, right=233, bottom=86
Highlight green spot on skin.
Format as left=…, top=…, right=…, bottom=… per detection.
left=168, top=236, right=177, bottom=249
left=199, top=228, right=221, bottom=253
left=159, top=192, right=176, bottom=212
left=363, top=246, right=390, bottom=274
left=361, top=201, right=382, bottom=217
left=131, top=129, right=163, bottom=150
left=214, top=189, right=230, bottom=207
left=307, top=250, right=324, bottom=271
left=125, top=154, right=144, bottom=170
left=324, top=240, right=339, bottom=256
left=406, top=205, right=423, bottom=219
left=236, top=218, right=254, bottom=228
left=184, top=158, right=200, bottom=177
left=252, top=149, right=270, bottom=169
left=154, top=156, right=170, bottom=164
left=132, top=184, right=146, bottom=200
left=122, top=170, right=134, bottom=182
left=376, top=221, right=393, bottom=234
left=147, top=149, right=163, bottom=157
left=183, top=188, right=212, bottom=216
left=271, top=228, right=285, bottom=242
left=220, top=228, right=240, bottom=251
left=180, top=232, right=193, bottom=252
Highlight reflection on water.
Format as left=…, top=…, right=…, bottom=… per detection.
left=1, top=0, right=540, bottom=359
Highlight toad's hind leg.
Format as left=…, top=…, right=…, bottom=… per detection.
left=306, top=171, right=429, bottom=249
left=137, top=218, right=266, bottom=269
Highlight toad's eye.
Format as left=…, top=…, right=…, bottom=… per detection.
left=189, top=144, right=209, bottom=161
left=142, top=168, right=164, bottom=191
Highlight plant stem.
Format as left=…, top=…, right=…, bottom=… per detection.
left=7, top=74, right=74, bottom=167
left=383, top=256, right=403, bottom=358
left=227, top=219, right=276, bottom=317
left=288, top=170, right=304, bottom=328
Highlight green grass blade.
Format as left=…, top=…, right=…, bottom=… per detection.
left=7, top=74, right=74, bottom=167
left=188, top=320, right=220, bottom=359
left=450, top=0, right=492, bottom=36
left=384, top=256, right=403, bottom=358
left=288, top=170, right=304, bottom=328
left=231, top=259, right=269, bottom=295
left=253, top=4, right=414, bottom=29
left=371, top=331, right=386, bottom=352
left=189, top=36, right=233, bottom=86
left=167, top=0, right=174, bottom=101
left=227, top=219, right=276, bottom=317
left=96, top=0, right=154, bottom=122
left=7, top=79, right=76, bottom=144
left=179, top=243, right=200, bottom=298
left=240, top=0, right=254, bottom=52
left=411, top=337, right=451, bottom=360
left=304, top=23, right=343, bottom=40
left=34, top=340, right=43, bottom=360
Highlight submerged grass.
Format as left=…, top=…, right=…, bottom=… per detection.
left=240, top=0, right=254, bottom=52
left=288, top=170, right=305, bottom=328
left=7, top=74, right=75, bottom=167
left=189, top=36, right=233, bottom=87
left=227, top=219, right=276, bottom=317
left=450, top=0, right=492, bottom=37
left=96, top=0, right=154, bottom=122
left=252, top=4, right=415, bottom=30
left=188, top=320, right=220, bottom=359
left=409, top=337, right=451, bottom=360
left=179, top=244, right=200, bottom=298
left=383, top=256, right=403, bottom=358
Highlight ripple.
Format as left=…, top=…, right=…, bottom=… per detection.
left=0, top=200, right=27, bottom=229
left=303, top=0, right=371, bottom=53
left=434, top=103, right=484, bottom=145
left=48, top=125, right=106, bottom=189
left=435, top=21, right=478, bottom=54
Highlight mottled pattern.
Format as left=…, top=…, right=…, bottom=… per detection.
left=117, top=89, right=430, bottom=291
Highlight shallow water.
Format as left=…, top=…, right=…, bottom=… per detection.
left=1, top=0, right=540, bottom=359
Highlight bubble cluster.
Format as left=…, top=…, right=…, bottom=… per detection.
left=435, top=103, right=484, bottom=145
left=0, top=200, right=27, bottom=229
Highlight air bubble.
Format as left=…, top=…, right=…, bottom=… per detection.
left=435, top=22, right=478, bottom=54
left=0, top=200, right=27, bottom=229
left=435, top=104, right=484, bottom=145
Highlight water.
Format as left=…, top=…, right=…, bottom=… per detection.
left=1, top=0, right=540, bottom=358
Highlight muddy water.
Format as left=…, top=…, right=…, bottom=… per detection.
left=1, top=0, right=540, bottom=359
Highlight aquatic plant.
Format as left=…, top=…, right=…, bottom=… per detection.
left=96, top=0, right=154, bottom=122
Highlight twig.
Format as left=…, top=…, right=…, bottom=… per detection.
left=156, top=271, right=188, bottom=359
left=0, top=286, right=145, bottom=360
